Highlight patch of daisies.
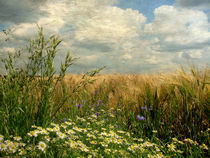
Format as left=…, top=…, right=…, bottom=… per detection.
left=0, top=107, right=208, bottom=157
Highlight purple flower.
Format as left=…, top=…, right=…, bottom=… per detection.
left=98, top=100, right=102, bottom=104
left=95, top=113, right=99, bottom=116
left=137, top=115, right=145, bottom=121
left=94, top=91, right=98, bottom=95
left=115, top=125, right=120, bottom=128
left=90, top=105, right=94, bottom=107
left=141, top=107, right=147, bottom=110
left=117, top=103, right=120, bottom=107
left=76, top=104, right=82, bottom=108
left=149, top=106, right=153, bottom=111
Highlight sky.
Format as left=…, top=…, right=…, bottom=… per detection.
left=0, top=0, right=210, bottom=74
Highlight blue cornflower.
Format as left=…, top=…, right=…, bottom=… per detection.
left=76, top=104, right=82, bottom=108
left=137, top=115, right=145, bottom=121
left=141, top=107, right=147, bottom=110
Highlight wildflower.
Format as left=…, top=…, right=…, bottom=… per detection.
left=172, top=138, right=178, bottom=142
left=61, top=124, right=67, bottom=129
left=90, top=141, right=97, bottom=145
left=32, top=125, right=37, bottom=128
left=100, top=142, right=108, bottom=147
left=19, top=148, right=26, bottom=155
left=66, top=129, right=75, bottom=135
left=110, top=114, right=115, bottom=117
left=37, top=126, right=43, bottom=130
left=152, top=130, right=158, bottom=133
left=137, top=138, right=144, bottom=142
left=53, top=126, right=60, bottom=132
left=137, top=115, right=145, bottom=121
left=128, top=145, right=135, bottom=152
left=37, top=141, right=47, bottom=151
left=141, top=107, right=147, bottom=110
left=0, top=143, right=7, bottom=151
left=45, top=136, right=50, bottom=142
left=27, top=130, right=38, bottom=137
left=184, top=138, right=194, bottom=144
left=200, top=144, right=208, bottom=150
left=104, top=148, right=111, bottom=154
left=144, top=141, right=154, bottom=147
left=57, top=131, right=66, bottom=139
left=46, top=127, right=54, bottom=132
left=40, top=129, right=49, bottom=135
left=65, top=121, right=72, bottom=125
left=126, top=132, right=130, bottom=136
left=13, top=136, right=22, bottom=141
left=76, top=104, right=82, bottom=108
left=167, top=143, right=176, bottom=151
left=0, top=135, right=4, bottom=142
left=194, top=141, right=198, bottom=145
left=155, top=146, right=160, bottom=152
left=51, top=123, right=58, bottom=126
left=98, top=100, right=102, bottom=104
left=95, top=112, right=100, bottom=116
left=178, top=140, right=184, bottom=144
left=8, top=144, right=17, bottom=153
left=177, top=150, right=184, bottom=154
left=20, top=142, right=26, bottom=147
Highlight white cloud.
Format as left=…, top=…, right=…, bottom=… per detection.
left=0, top=47, right=15, bottom=53
left=146, top=56, right=159, bottom=64
left=122, top=53, right=132, bottom=60
left=0, top=1, right=209, bottom=73
left=145, top=5, right=210, bottom=46
left=144, top=5, right=210, bottom=68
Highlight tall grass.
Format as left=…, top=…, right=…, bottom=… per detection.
left=0, top=28, right=101, bottom=137
left=59, top=67, right=209, bottom=142
left=0, top=28, right=209, bottom=157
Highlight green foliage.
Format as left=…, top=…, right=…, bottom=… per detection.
left=0, top=27, right=209, bottom=157
left=0, top=27, right=103, bottom=137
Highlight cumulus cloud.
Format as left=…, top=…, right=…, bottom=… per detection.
left=0, top=0, right=209, bottom=73
left=144, top=6, right=210, bottom=51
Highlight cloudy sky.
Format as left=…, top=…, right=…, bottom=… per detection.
left=0, top=0, right=210, bottom=74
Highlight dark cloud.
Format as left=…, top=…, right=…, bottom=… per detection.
left=208, top=12, right=210, bottom=22
left=151, top=39, right=210, bottom=53
left=73, top=40, right=114, bottom=53
left=175, top=0, right=210, bottom=9
left=0, top=0, right=48, bottom=24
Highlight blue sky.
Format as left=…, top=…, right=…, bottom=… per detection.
left=115, top=0, right=175, bottom=23
left=0, top=0, right=209, bottom=74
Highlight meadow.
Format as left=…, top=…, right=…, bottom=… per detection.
left=0, top=28, right=209, bottom=157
